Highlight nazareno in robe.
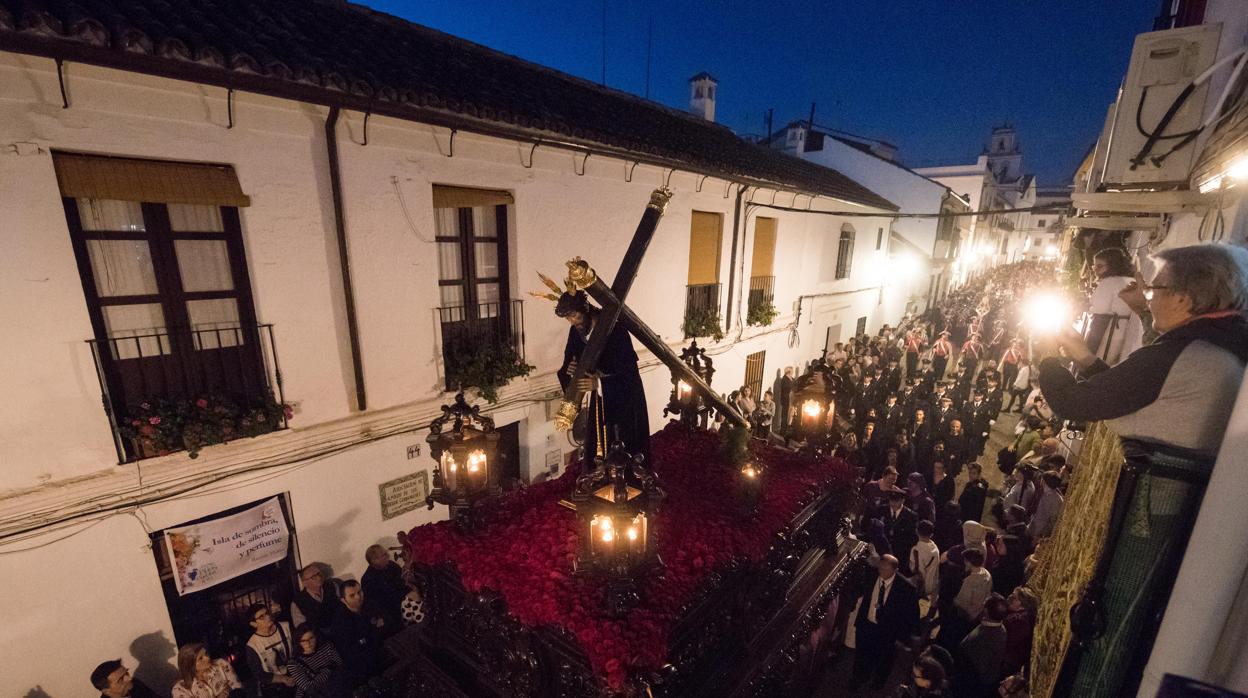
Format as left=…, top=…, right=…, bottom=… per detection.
left=559, top=317, right=651, bottom=466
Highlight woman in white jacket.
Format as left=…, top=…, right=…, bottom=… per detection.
left=1084, top=247, right=1144, bottom=364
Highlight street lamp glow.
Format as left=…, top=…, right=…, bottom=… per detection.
left=1043, top=244, right=1058, bottom=258
left=1023, top=290, right=1073, bottom=334
left=896, top=253, right=922, bottom=281
left=1228, top=155, right=1248, bottom=181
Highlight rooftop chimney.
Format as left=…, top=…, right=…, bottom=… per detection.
left=688, top=72, right=717, bottom=122
left=870, top=142, right=898, bottom=162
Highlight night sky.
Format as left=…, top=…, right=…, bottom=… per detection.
left=364, top=0, right=1159, bottom=186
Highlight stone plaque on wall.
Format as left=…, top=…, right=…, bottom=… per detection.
left=379, top=471, right=430, bottom=521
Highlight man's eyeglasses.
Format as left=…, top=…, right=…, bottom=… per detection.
left=1143, top=284, right=1170, bottom=301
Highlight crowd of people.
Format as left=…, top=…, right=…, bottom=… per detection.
left=87, top=240, right=1248, bottom=698
left=90, top=545, right=425, bottom=698
left=763, top=261, right=1064, bottom=697
left=799, top=240, right=1248, bottom=698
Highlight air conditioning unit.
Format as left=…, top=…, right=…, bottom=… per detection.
left=1102, top=23, right=1222, bottom=189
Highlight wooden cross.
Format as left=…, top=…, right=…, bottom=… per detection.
left=555, top=188, right=749, bottom=432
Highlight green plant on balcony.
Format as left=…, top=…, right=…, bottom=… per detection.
left=682, top=306, right=725, bottom=341
left=746, top=298, right=779, bottom=327
left=119, top=393, right=291, bottom=459
left=445, top=337, right=535, bottom=404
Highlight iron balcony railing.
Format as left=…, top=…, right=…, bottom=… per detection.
left=747, top=275, right=776, bottom=310
left=683, top=283, right=722, bottom=339
left=436, top=299, right=526, bottom=392
left=87, top=324, right=287, bottom=463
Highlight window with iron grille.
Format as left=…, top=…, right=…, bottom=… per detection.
left=685, top=211, right=724, bottom=339
left=433, top=187, right=523, bottom=392
left=744, top=351, right=766, bottom=401
left=55, top=153, right=283, bottom=462
left=835, top=228, right=855, bottom=280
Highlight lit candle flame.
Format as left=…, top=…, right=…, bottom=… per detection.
left=466, top=449, right=486, bottom=473
left=802, top=400, right=822, bottom=417
left=602, top=528, right=614, bottom=543
left=626, top=526, right=638, bottom=541
left=742, top=464, right=757, bottom=478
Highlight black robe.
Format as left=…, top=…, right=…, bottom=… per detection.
left=559, top=319, right=650, bottom=464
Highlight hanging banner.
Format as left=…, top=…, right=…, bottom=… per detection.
left=164, top=497, right=289, bottom=596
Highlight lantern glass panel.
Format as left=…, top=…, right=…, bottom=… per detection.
left=441, top=450, right=459, bottom=491
left=677, top=380, right=693, bottom=403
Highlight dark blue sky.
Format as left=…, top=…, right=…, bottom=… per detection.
left=365, top=0, right=1159, bottom=185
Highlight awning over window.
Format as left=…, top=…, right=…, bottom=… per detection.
left=431, top=185, right=514, bottom=209
left=52, top=152, right=250, bottom=207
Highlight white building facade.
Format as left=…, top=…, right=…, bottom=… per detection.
left=0, top=7, right=903, bottom=694
left=772, top=123, right=971, bottom=314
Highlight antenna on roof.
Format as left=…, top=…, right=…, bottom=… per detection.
left=808, top=103, right=818, bottom=153
left=601, top=0, right=607, bottom=86
left=645, top=15, right=652, bottom=99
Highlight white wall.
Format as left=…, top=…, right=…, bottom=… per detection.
left=797, top=137, right=951, bottom=314
left=0, top=52, right=900, bottom=696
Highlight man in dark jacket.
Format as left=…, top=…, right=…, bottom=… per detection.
left=943, top=419, right=970, bottom=478
left=330, top=580, right=386, bottom=688
left=361, top=544, right=406, bottom=636
left=881, top=489, right=920, bottom=561
left=975, top=359, right=1002, bottom=394
left=91, top=660, right=159, bottom=698
left=851, top=555, right=921, bottom=691
left=292, top=563, right=341, bottom=631
left=880, top=393, right=907, bottom=441
left=933, top=396, right=958, bottom=436
left=883, top=358, right=904, bottom=395
left=959, top=463, right=990, bottom=523
left=956, top=594, right=1010, bottom=697
left=898, top=380, right=923, bottom=422
left=853, top=375, right=877, bottom=428
left=961, top=390, right=995, bottom=459
left=984, top=379, right=1005, bottom=421
left=909, top=408, right=934, bottom=467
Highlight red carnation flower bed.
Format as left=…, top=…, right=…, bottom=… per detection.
left=405, top=423, right=854, bottom=691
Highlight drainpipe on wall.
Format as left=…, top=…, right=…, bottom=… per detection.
left=724, top=184, right=748, bottom=330
left=325, top=107, right=368, bottom=411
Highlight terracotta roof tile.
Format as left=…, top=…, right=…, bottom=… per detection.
left=0, top=0, right=896, bottom=209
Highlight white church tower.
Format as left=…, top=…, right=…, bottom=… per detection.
left=689, top=72, right=717, bottom=122
left=985, top=124, right=1023, bottom=183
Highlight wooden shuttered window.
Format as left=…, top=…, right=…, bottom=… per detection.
left=751, top=217, right=777, bottom=277
left=687, top=211, right=722, bottom=285
left=835, top=224, right=855, bottom=280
